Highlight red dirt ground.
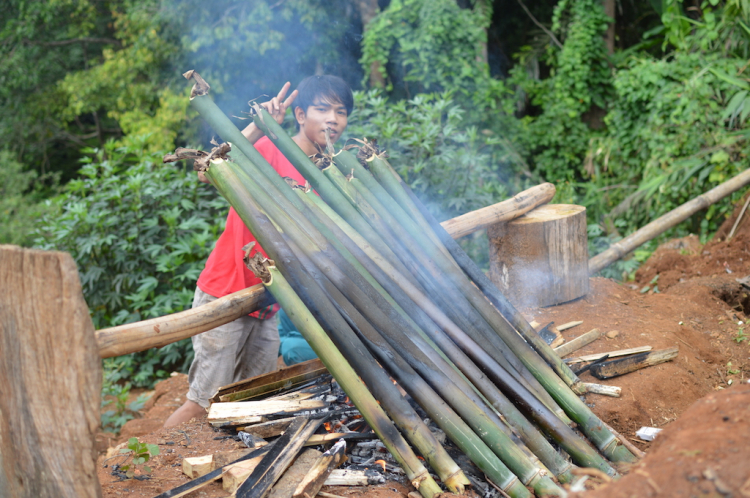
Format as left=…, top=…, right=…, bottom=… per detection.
left=97, top=196, right=750, bottom=498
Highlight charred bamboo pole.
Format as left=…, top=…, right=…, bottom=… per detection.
left=367, top=155, right=637, bottom=464
left=295, top=249, right=534, bottom=497
left=293, top=187, right=582, bottom=481
left=202, top=157, right=443, bottom=498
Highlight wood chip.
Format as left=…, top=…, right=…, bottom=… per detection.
left=557, top=320, right=583, bottom=331
left=566, top=346, right=653, bottom=364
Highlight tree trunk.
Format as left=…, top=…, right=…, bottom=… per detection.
left=488, top=205, right=589, bottom=308
left=356, top=0, right=385, bottom=88
left=0, top=245, right=102, bottom=498
left=603, top=0, right=616, bottom=54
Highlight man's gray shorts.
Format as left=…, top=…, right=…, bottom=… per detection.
left=187, top=287, right=280, bottom=408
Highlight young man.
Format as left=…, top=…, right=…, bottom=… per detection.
left=164, top=75, right=353, bottom=428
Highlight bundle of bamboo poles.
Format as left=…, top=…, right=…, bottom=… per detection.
left=169, top=71, right=637, bottom=498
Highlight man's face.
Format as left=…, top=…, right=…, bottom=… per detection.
left=295, top=98, right=348, bottom=148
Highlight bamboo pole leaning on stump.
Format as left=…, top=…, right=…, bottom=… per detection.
left=589, top=167, right=750, bottom=274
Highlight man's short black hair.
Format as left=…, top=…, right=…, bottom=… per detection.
left=294, top=75, right=354, bottom=120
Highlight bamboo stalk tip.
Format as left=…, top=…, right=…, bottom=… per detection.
left=183, top=69, right=210, bottom=98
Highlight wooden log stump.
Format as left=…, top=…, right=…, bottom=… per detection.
left=0, top=245, right=102, bottom=498
left=488, top=204, right=589, bottom=308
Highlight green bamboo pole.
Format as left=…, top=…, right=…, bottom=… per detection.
left=336, top=157, right=630, bottom=463
left=367, top=154, right=637, bottom=464
left=365, top=150, right=580, bottom=388
left=293, top=187, right=581, bottom=481
left=321, top=162, right=568, bottom=420
left=316, top=275, right=534, bottom=498
left=217, top=159, right=469, bottom=492
left=280, top=235, right=564, bottom=498
left=332, top=147, right=452, bottom=261
left=202, top=156, right=443, bottom=497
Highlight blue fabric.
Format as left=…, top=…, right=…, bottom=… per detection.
left=277, top=308, right=318, bottom=365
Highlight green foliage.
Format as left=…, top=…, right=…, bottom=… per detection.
left=34, top=136, right=228, bottom=386
left=0, top=149, right=58, bottom=246
left=101, top=379, right=150, bottom=434
left=511, top=0, right=613, bottom=183
left=582, top=1, right=750, bottom=244
left=361, top=0, right=492, bottom=96
left=119, top=437, right=160, bottom=477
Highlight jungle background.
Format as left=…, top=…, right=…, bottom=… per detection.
left=2, top=0, right=749, bottom=431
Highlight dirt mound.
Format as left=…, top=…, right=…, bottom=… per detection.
left=636, top=190, right=750, bottom=294
left=570, top=384, right=750, bottom=498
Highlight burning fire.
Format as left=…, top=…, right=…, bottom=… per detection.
left=374, top=459, right=386, bottom=472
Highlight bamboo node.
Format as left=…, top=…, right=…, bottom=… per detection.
left=183, top=70, right=210, bottom=98
left=410, top=469, right=430, bottom=489
left=311, top=150, right=333, bottom=171
left=242, top=243, right=274, bottom=284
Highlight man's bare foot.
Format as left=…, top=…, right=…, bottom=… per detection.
left=164, top=400, right=206, bottom=428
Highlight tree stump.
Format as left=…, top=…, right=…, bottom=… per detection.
left=0, top=245, right=102, bottom=498
left=488, top=204, right=589, bottom=308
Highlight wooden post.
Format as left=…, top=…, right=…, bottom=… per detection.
left=0, top=245, right=102, bottom=498
left=488, top=205, right=589, bottom=308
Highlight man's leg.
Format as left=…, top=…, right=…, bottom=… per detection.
left=165, top=287, right=254, bottom=428
left=235, top=314, right=280, bottom=382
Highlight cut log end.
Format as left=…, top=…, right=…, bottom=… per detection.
left=488, top=204, right=589, bottom=308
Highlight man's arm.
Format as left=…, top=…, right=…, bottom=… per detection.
left=197, top=82, right=298, bottom=184
left=241, top=81, right=298, bottom=143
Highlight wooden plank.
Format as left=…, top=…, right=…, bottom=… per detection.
left=154, top=446, right=270, bottom=498
left=212, top=358, right=328, bottom=403
left=293, top=440, right=347, bottom=498
left=554, top=329, right=602, bottom=358
left=222, top=455, right=267, bottom=493
left=591, top=347, right=679, bottom=380
left=557, top=320, right=583, bottom=331
left=239, top=418, right=295, bottom=438
left=183, top=455, right=214, bottom=478
left=235, top=417, right=324, bottom=498
left=268, top=449, right=323, bottom=498
left=0, top=246, right=102, bottom=498
left=566, top=346, right=653, bottom=364
left=207, top=400, right=327, bottom=426
left=581, top=382, right=621, bottom=397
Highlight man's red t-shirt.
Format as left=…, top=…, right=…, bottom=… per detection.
left=197, top=136, right=306, bottom=319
